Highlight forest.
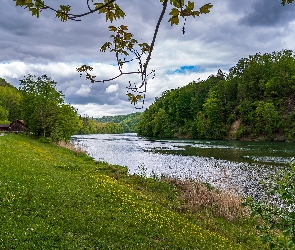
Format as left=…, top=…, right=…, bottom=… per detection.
left=137, top=50, right=295, bottom=141
left=94, top=112, right=142, bottom=133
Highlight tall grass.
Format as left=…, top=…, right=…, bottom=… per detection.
left=166, top=178, right=248, bottom=221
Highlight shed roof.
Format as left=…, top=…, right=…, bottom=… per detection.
left=0, top=124, right=10, bottom=128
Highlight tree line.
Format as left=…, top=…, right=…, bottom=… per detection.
left=77, top=112, right=142, bottom=134
left=137, top=50, right=295, bottom=141
left=0, top=75, right=82, bottom=142
left=2, top=50, right=295, bottom=142
left=0, top=75, right=141, bottom=140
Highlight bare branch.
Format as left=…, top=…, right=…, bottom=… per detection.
left=142, top=0, right=168, bottom=86
left=41, top=0, right=117, bottom=21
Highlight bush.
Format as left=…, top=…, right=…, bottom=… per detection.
left=245, top=159, right=295, bottom=249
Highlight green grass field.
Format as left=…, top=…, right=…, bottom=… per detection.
left=0, top=133, right=264, bottom=249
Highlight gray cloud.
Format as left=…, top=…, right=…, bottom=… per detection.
left=1, top=0, right=295, bottom=116
left=239, top=0, right=295, bottom=27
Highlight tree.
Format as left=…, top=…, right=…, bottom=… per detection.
left=0, top=85, right=22, bottom=121
left=51, top=104, right=83, bottom=141
left=0, top=106, right=9, bottom=123
left=13, top=0, right=213, bottom=106
left=253, top=101, right=280, bottom=138
left=20, top=75, right=81, bottom=141
left=195, top=91, right=226, bottom=139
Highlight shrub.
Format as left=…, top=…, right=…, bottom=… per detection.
left=245, top=159, right=295, bottom=249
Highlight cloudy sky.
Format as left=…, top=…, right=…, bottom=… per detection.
left=1, top=0, right=295, bottom=117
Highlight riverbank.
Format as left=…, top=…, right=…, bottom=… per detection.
left=0, top=134, right=264, bottom=249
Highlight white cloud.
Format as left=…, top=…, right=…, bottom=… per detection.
left=73, top=102, right=142, bottom=118
left=75, top=84, right=91, bottom=97
left=105, top=84, right=119, bottom=93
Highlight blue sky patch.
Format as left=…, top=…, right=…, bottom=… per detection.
left=168, top=65, right=202, bottom=74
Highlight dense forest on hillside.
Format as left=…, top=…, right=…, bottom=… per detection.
left=137, top=50, right=295, bottom=141
left=77, top=116, right=124, bottom=134
left=95, top=112, right=142, bottom=133
left=77, top=113, right=141, bottom=134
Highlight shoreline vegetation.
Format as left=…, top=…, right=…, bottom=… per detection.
left=137, top=50, right=295, bottom=142
left=0, top=133, right=265, bottom=249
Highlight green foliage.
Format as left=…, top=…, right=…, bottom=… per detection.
left=245, top=160, right=295, bottom=249
left=118, top=112, right=142, bottom=132
left=138, top=50, right=295, bottom=141
left=14, top=0, right=45, bottom=18
left=282, top=0, right=295, bottom=5
left=19, top=75, right=81, bottom=141
left=196, top=91, right=226, bottom=139
left=253, top=101, right=280, bottom=138
left=0, top=106, right=9, bottom=122
left=77, top=116, right=124, bottom=134
left=167, top=1, right=213, bottom=26
left=55, top=5, right=71, bottom=22
left=137, top=74, right=226, bottom=138
left=92, top=112, right=142, bottom=133
left=0, top=84, right=22, bottom=121
left=51, top=104, right=83, bottom=141
left=94, top=1, right=125, bottom=22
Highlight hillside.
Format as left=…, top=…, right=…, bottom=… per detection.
left=94, top=112, right=142, bottom=133
left=137, top=50, right=295, bottom=141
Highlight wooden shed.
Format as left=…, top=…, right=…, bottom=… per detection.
left=9, top=120, right=27, bottom=132
left=0, top=124, right=10, bottom=131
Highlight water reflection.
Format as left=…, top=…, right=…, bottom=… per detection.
left=71, top=133, right=295, bottom=199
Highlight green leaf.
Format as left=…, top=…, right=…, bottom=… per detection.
left=126, top=93, right=142, bottom=105
left=100, top=42, right=112, bottom=52
left=124, top=32, right=133, bottom=41
left=108, top=26, right=117, bottom=32
left=30, top=7, right=39, bottom=17
left=192, top=10, right=200, bottom=17
left=169, top=8, right=179, bottom=16
left=106, top=11, right=115, bottom=22
left=171, top=0, right=184, bottom=8
left=199, top=3, right=213, bottom=14
left=168, top=16, right=179, bottom=26
left=120, top=25, right=128, bottom=31
left=115, top=4, right=126, bottom=18
left=186, top=1, right=194, bottom=11
left=94, top=3, right=107, bottom=13
left=35, top=0, right=44, bottom=9
left=15, top=0, right=27, bottom=6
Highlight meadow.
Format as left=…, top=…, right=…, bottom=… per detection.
left=0, top=133, right=264, bottom=249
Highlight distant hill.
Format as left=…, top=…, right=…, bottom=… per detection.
left=0, top=78, right=17, bottom=89
left=94, top=112, right=142, bottom=133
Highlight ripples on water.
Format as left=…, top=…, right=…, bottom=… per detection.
left=71, top=133, right=295, bottom=200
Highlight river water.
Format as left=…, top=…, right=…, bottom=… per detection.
left=71, top=133, right=295, bottom=199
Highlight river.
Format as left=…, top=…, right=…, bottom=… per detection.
left=71, top=133, right=295, bottom=199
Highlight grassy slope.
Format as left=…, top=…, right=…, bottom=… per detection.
left=0, top=134, right=262, bottom=249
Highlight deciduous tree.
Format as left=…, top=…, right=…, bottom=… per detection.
left=20, top=75, right=81, bottom=141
